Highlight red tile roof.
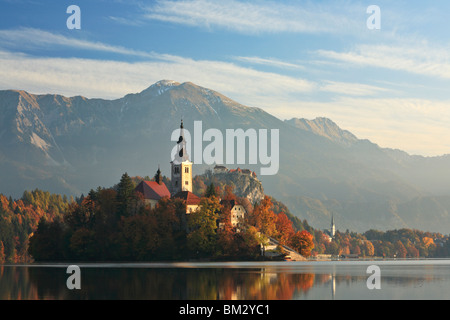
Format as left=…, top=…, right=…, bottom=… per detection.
left=172, top=191, right=201, bottom=205
left=135, top=181, right=171, bottom=200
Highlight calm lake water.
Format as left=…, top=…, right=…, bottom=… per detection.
left=1, top=260, right=450, bottom=300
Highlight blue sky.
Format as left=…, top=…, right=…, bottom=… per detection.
left=1, top=0, right=450, bottom=156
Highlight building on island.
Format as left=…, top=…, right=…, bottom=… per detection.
left=135, top=120, right=248, bottom=224
left=213, top=165, right=229, bottom=174
left=172, top=190, right=201, bottom=214
left=134, top=167, right=171, bottom=209
left=219, top=199, right=246, bottom=229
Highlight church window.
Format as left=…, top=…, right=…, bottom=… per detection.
left=185, top=167, right=189, bottom=173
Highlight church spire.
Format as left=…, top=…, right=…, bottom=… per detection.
left=331, top=214, right=336, bottom=238
left=176, top=119, right=189, bottom=163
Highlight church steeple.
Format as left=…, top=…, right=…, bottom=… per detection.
left=171, top=120, right=193, bottom=194
left=176, top=119, right=189, bottom=163
left=330, top=214, right=336, bottom=238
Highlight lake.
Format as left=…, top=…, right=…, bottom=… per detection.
left=1, top=259, right=450, bottom=300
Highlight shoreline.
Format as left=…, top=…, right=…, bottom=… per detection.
left=3, top=257, right=450, bottom=268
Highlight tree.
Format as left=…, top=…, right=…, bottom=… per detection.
left=395, top=240, right=407, bottom=258
left=275, top=213, right=295, bottom=246
left=325, top=241, right=339, bottom=255
left=96, top=188, right=118, bottom=226
left=290, top=230, right=314, bottom=257
left=117, top=213, right=159, bottom=261
left=116, top=172, right=135, bottom=216
left=69, top=227, right=97, bottom=260
left=363, top=241, right=375, bottom=256
left=65, top=199, right=97, bottom=231
left=407, top=243, right=420, bottom=258
left=205, top=183, right=217, bottom=198
left=187, top=197, right=220, bottom=257
left=217, top=199, right=236, bottom=256
left=0, top=241, right=5, bottom=263
left=235, top=226, right=260, bottom=258
left=28, top=218, right=66, bottom=261
left=250, top=196, right=276, bottom=237
left=152, top=197, right=184, bottom=260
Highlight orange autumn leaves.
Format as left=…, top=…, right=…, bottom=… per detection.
left=250, top=196, right=314, bottom=257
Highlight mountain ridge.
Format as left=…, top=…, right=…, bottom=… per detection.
left=1, top=80, right=450, bottom=233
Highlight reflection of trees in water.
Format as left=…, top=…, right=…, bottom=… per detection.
left=220, top=271, right=316, bottom=300
left=0, top=266, right=39, bottom=300
left=181, top=269, right=316, bottom=300
left=0, top=265, right=443, bottom=300
left=11, top=267, right=317, bottom=300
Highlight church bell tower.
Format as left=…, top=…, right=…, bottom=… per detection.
left=170, top=120, right=193, bottom=194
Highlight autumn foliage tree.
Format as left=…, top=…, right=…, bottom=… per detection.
left=217, top=200, right=236, bottom=257
left=275, top=213, right=295, bottom=246
left=249, top=196, right=277, bottom=238
left=290, top=230, right=314, bottom=257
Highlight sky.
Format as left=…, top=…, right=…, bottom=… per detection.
left=1, top=0, right=450, bottom=156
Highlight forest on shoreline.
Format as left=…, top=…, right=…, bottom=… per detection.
left=1, top=173, right=450, bottom=263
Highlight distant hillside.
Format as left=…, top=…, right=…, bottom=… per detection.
left=1, top=80, right=450, bottom=232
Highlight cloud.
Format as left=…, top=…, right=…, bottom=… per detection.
left=0, top=49, right=316, bottom=100
left=0, top=28, right=158, bottom=58
left=141, top=0, right=361, bottom=35
left=1, top=24, right=450, bottom=156
left=234, top=56, right=304, bottom=70
left=108, top=16, right=146, bottom=27
left=319, top=81, right=394, bottom=96
left=317, top=43, right=450, bottom=80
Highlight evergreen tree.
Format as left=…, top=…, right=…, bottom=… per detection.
left=116, top=172, right=135, bottom=216
left=205, top=183, right=217, bottom=198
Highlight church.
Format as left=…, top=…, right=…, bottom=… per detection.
left=323, top=214, right=336, bottom=242
left=134, top=120, right=201, bottom=213
left=134, top=120, right=250, bottom=226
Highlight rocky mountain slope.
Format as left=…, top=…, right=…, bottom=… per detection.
left=1, top=80, right=450, bottom=232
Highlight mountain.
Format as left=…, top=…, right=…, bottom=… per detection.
left=1, top=80, right=450, bottom=233
left=285, top=117, right=358, bottom=146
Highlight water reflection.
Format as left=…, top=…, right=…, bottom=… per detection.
left=1, top=261, right=450, bottom=300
